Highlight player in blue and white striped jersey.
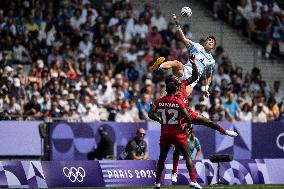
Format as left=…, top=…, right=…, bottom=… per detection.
left=152, top=14, right=216, bottom=97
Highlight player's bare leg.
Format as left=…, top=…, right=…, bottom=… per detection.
left=154, top=143, right=171, bottom=189
left=177, top=142, right=202, bottom=189
left=152, top=58, right=184, bottom=78
left=191, top=116, right=238, bottom=137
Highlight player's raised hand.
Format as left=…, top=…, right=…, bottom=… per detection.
left=189, top=55, right=195, bottom=64
left=172, top=14, right=177, bottom=21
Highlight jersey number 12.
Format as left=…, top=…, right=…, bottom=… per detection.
left=157, top=109, right=179, bottom=125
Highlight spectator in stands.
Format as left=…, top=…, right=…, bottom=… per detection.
left=252, top=103, right=269, bottom=122
left=224, top=92, right=240, bottom=121
left=81, top=104, right=100, bottom=122
left=123, top=128, right=149, bottom=160
left=238, top=103, right=253, bottom=121
left=150, top=8, right=167, bottom=32
left=196, top=101, right=210, bottom=119
left=271, top=81, right=284, bottom=103
left=137, top=93, right=152, bottom=120
left=24, top=94, right=41, bottom=119
left=88, top=126, right=114, bottom=160
left=115, top=101, right=134, bottom=122
left=267, top=96, right=280, bottom=121
left=3, top=96, right=21, bottom=119
left=277, top=97, right=284, bottom=122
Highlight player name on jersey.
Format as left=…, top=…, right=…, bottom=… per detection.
left=158, top=102, right=180, bottom=108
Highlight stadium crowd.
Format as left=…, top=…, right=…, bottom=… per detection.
left=211, top=0, right=284, bottom=58
left=0, top=0, right=283, bottom=123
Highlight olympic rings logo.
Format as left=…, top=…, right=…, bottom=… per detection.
left=62, top=167, right=86, bottom=182
left=276, top=133, right=284, bottom=152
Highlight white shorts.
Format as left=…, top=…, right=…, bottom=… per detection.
left=179, top=63, right=199, bottom=87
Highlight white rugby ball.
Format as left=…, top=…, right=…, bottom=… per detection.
left=181, top=7, right=192, bottom=17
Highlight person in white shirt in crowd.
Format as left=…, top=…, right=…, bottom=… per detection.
left=263, top=0, right=281, bottom=13
left=213, top=65, right=231, bottom=86
left=271, top=81, right=284, bottom=104
left=243, top=1, right=262, bottom=41
left=128, top=99, right=140, bottom=122
left=70, top=9, right=85, bottom=30
left=77, top=95, right=90, bottom=116
left=134, top=17, right=148, bottom=39
left=12, top=38, right=31, bottom=63
left=118, top=21, right=133, bottom=43
left=150, top=8, right=167, bottom=32
left=196, top=101, right=210, bottom=119
left=252, top=103, right=269, bottom=122
left=59, top=90, right=69, bottom=108
left=38, top=23, right=56, bottom=47
left=108, top=10, right=121, bottom=28
left=97, top=85, right=115, bottom=107
left=81, top=104, right=100, bottom=122
left=40, top=94, right=51, bottom=115
left=67, top=105, right=80, bottom=122
left=3, top=96, right=22, bottom=118
left=237, top=103, right=252, bottom=121
left=79, top=33, right=93, bottom=58
left=238, top=88, right=253, bottom=107
left=115, top=101, right=134, bottom=122
left=124, top=46, right=138, bottom=62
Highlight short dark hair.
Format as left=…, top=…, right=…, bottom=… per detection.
left=206, top=35, right=217, bottom=46
left=165, top=75, right=175, bottom=84
left=166, top=82, right=177, bottom=94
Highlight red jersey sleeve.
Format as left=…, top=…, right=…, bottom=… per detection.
left=176, top=98, right=185, bottom=109
left=153, top=99, right=159, bottom=108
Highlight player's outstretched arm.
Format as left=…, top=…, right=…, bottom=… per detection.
left=172, top=14, right=192, bottom=47
left=148, top=104, right=161, bottom=123
left=187, top=55, right=198, bottom=84
left=181, top=108, right=192, bottom=125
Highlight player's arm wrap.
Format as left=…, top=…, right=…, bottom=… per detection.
left=175, top=20, right=182, bottom=30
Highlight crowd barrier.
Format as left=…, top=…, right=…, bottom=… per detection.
left=49, top=121, right=284, bottom=160
left=0, top=159, right=283, bottom=188
left=0, top=121, right=283, bottom=160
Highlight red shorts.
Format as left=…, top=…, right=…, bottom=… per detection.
left=160, top=132, right=187, bottom=146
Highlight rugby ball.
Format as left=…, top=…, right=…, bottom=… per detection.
left=181, top=7, right=192, bottom=17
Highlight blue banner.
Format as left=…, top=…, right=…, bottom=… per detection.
left=252, top=122, right=284, bottom=158
left=0, top=160, right=283, bottom=187
left=0, top=121, right=42, bottom=156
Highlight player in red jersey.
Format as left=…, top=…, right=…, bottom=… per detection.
left=148, top=82, right=202, bottom=189
left=165, top=73, right=238, bottom=182
left=160, top=55, right=238, bottom=182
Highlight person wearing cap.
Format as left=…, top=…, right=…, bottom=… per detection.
left=88, top=126, right=114, bottom=160
left=115, top=101, right=134, bottom=122
left=8, top=77, right=25, bottom=104
left=67, top=105, right=80, bottom=122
